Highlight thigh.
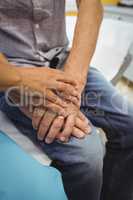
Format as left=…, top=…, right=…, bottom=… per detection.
left=50, top=127, right=104, bottom=200
left=0, top=96, right=104, bottom=170
left=81, top=67, right=133, bottom=149
left=80, top=68, right=133, bottom=200
left=0, top=97, right=104, bottom=200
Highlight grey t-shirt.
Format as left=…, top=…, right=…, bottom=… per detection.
left=0, top=0, right=69, bottom=66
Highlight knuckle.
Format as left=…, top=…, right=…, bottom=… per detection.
left=51, top=93, right=57, bottom=100
left=54, top=99, right=61, bottom=106
left=62, top=83, right=66, bottom=89
left=65, top=85, right=69, bottom=91
left=69, top=121, right=74, bottom=127
left=46, top=102, right=52, bottom=108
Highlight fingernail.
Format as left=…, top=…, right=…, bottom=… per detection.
left=45, top=137, right=52, bottom=144
left=85, top=127, right=91, bottom=134
left=58, top=116, right=64, bottom=120
left=33, top=125, right=38, bottom=130
left=60, top=137, right=66, bottom=142
left=37, top=136, right=43, bottom=141
left=78, top=132, right=85, bottom=138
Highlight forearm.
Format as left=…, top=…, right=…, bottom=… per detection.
left=64, top=0, right=103, bottom=87
left=0, top=53, right=21, bottom=91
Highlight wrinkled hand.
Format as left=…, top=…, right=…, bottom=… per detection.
left=12, top=64, right=90, bottom=144
left=19, top=101, right=91, bottom=144
left=9, top=86, right=91, bottom=144
left=32, top=102, right=91, bottom=144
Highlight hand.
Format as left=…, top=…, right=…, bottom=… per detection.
left=15, top=66, right=79, bottom=107
left=63, top=65, right=88, bottom=107
left=56, top=102, right=91, bottom=143
left=9, top=80, right=91, bottom=143
left=32, top=103, right=91, bottom=143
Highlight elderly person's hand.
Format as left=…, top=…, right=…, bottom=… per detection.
left=20, top=103, right=91, bottom=144
left=31, top=100, right=91, bottom=144
left=8, top=74, right=91, bottom=144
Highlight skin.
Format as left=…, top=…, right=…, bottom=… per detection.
left=31, top=0, right=103, bottom=143
left=0, top=0, right=103, bottom=143
left=0, top=54, right=78, bottom=108
left=8, top=90, right=91, bottom=143
left=19, top=104, right=91, bottom=143
left=0, top=53, right=90, bottom=143
left=65, top=0, right=103, bottom=85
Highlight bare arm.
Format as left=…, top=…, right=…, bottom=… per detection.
left=36, top=0, right=103, bottom=143
left=0, top=53, right=78, bottom=108
left=64, top=0, right=103, bottom=91
left=0, top=53, right=21, bottom=91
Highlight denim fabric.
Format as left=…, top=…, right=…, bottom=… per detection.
left=0, top=65, right=133, bottom=200
left=1, top=1, right=133, bottom=199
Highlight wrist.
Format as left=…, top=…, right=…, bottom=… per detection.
left=0, top=63, right=21, bottom=90
left=10, top=66, right=23, bottom=87
left=15, top=66, right=36, bottom=88
left=64, top=64, right=87, bottom=93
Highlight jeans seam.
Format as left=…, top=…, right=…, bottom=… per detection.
left=105, top=114, right=124, bottom=148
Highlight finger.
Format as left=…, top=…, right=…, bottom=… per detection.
left=19, top=107, right=32, bottom=119
left=68, top=96, right=80, bottom=107
left=78, top=111, right=89, bottom=124
left=30, top=96, right=44, bottom=108
left=37, top=110, right=56, bottom=141
left=57, top=75, right=77, bottom=86
left=72, top=127, right=86, bottom=139
left=54, top=82, right=79, bottom=97
left=45, top=102, right=66, bottom=117
left=59, top=114, right=75, bottom=142
left=45, top=116, right=64, bottom=144
left=32, top=107, right=46, bottom=130
left=75, top=117, right=91, bottom=134
left=46, top=90, right=67, bottom=108
left=59, top=93, right=80, bottom=107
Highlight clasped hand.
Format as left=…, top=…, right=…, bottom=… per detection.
left=11, top=66, right=91, bottom=143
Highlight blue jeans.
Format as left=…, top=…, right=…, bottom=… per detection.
left=0, top=67, right=133, bottom=200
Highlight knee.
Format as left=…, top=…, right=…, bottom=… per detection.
left=67, top=132, right=104, bottom=199
left=50, top=129, right=104, bottom=200
left=68, top=129, right=104, bottom=176
left=79, top=134, right=104, bottom=174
